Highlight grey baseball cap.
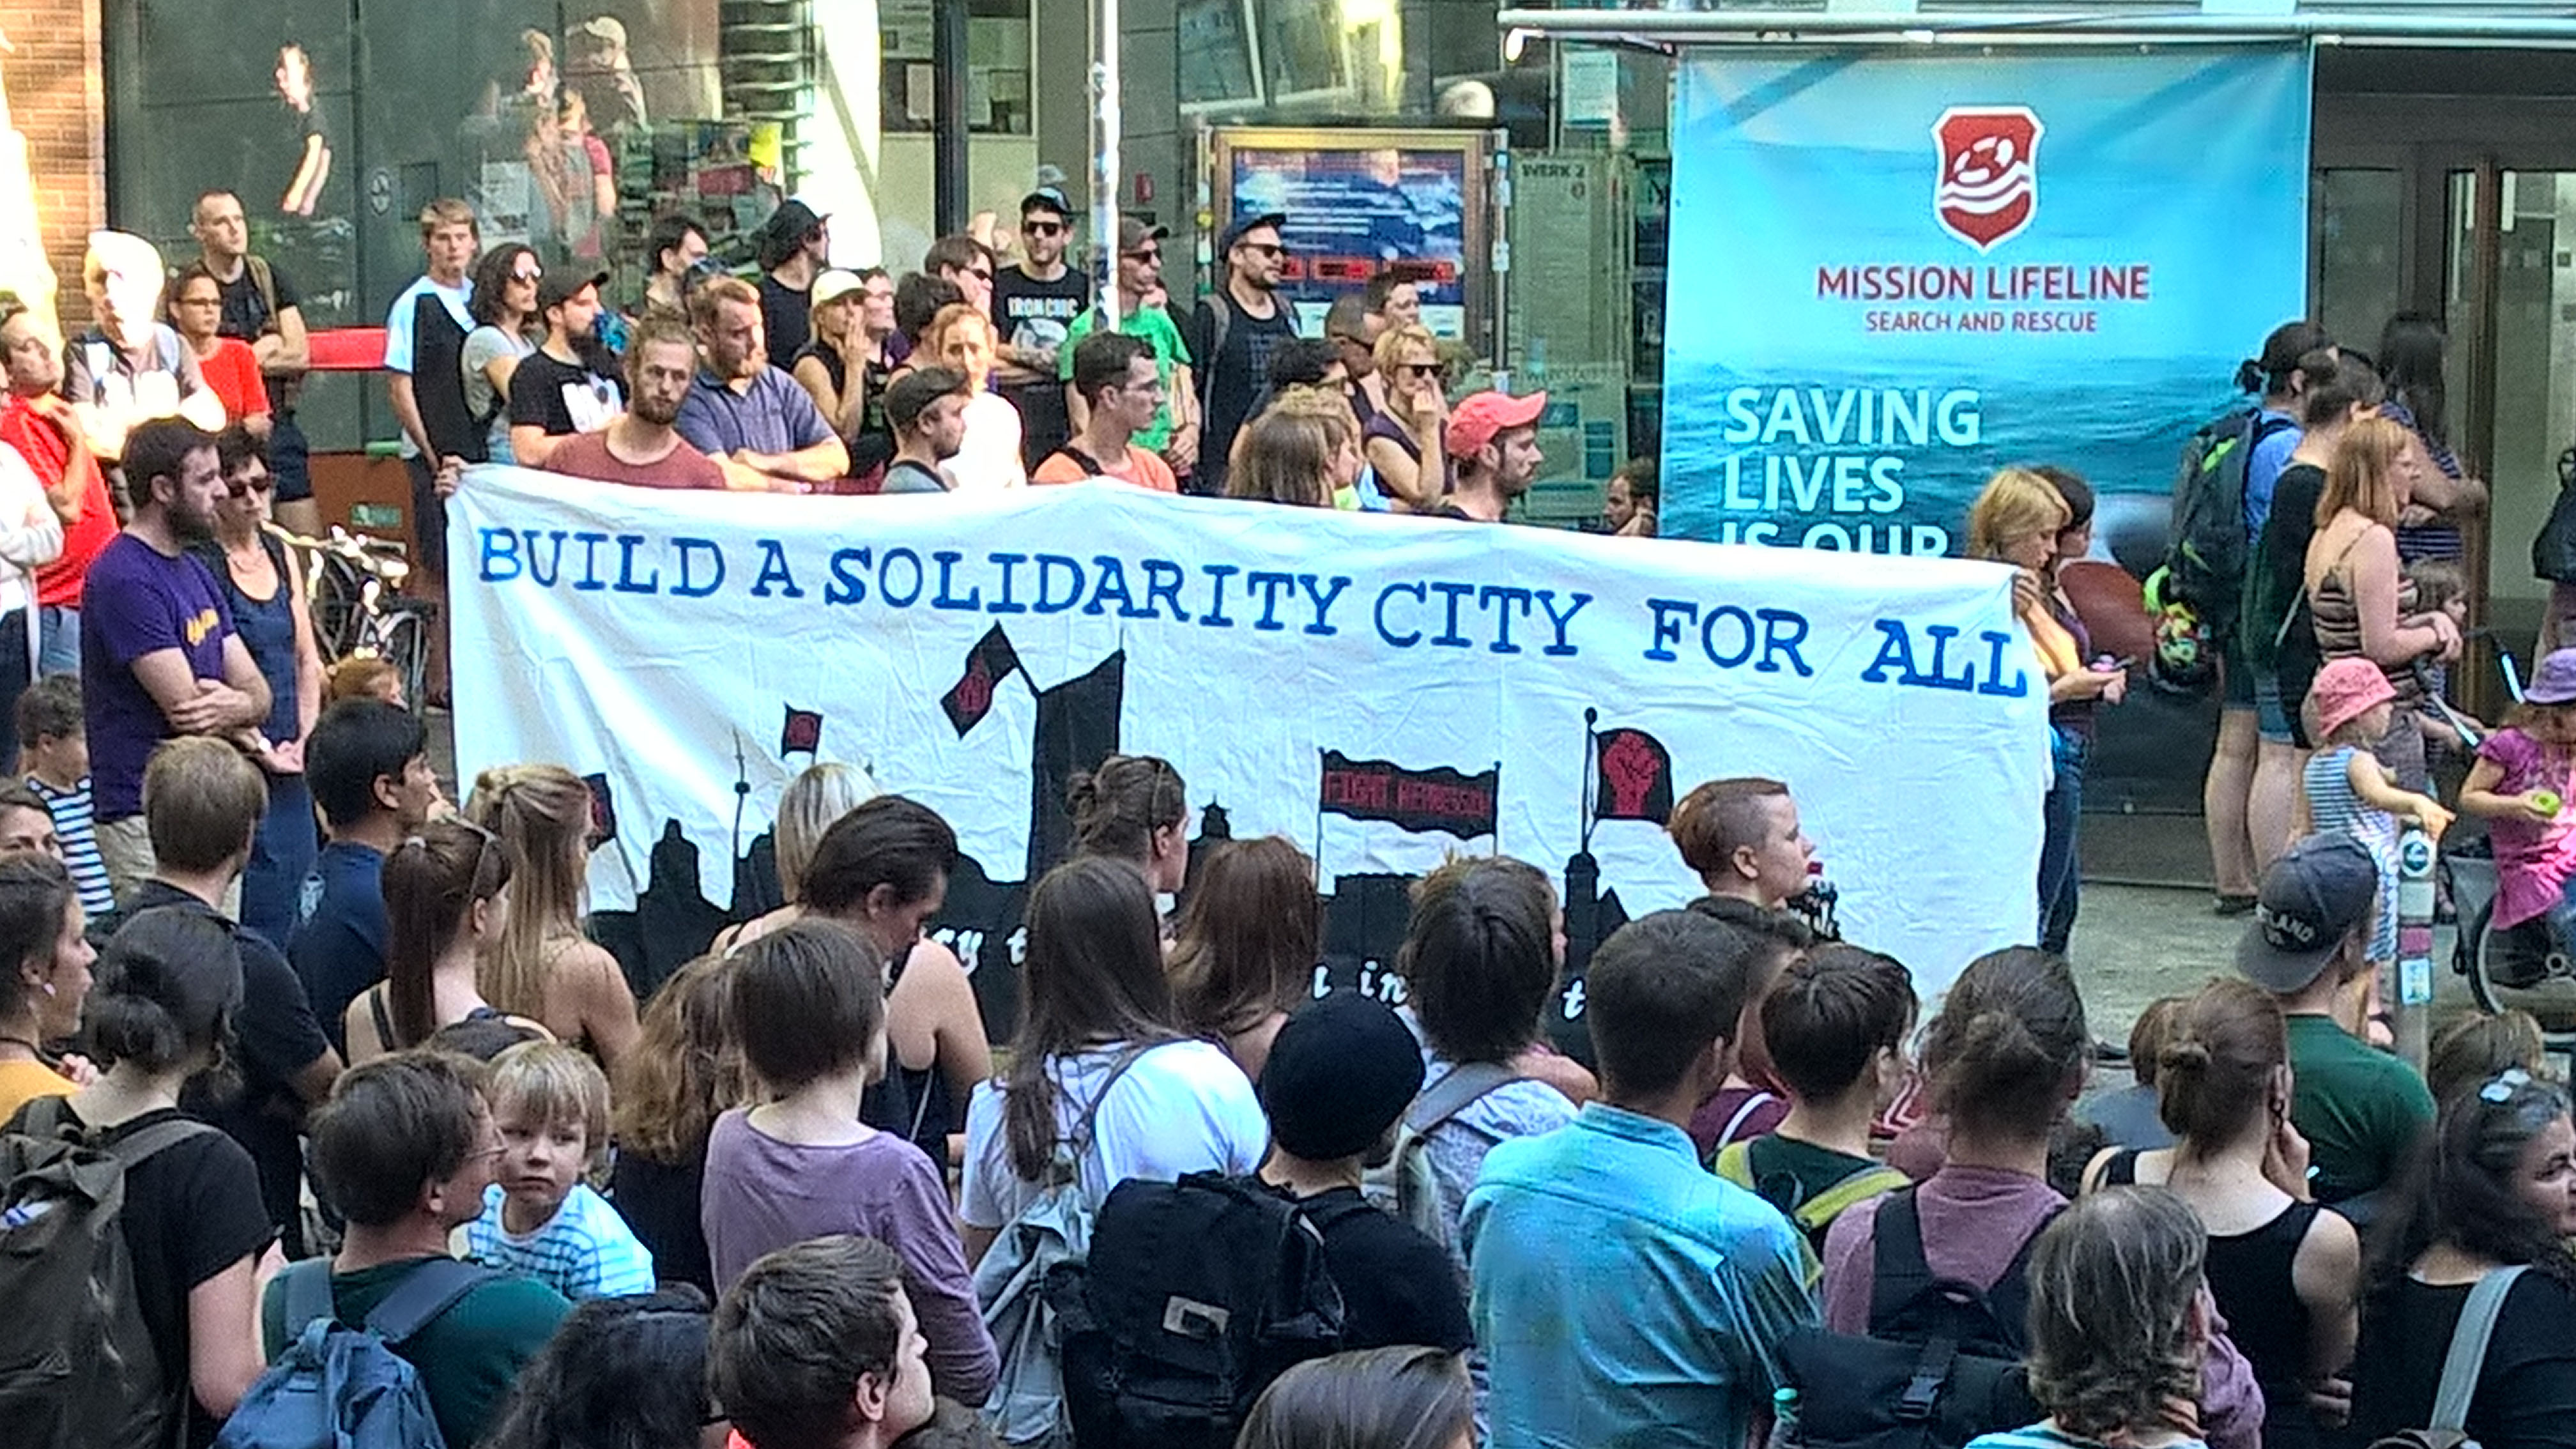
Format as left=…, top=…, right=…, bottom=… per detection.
left=2235, top=833, right=2379, bottom=993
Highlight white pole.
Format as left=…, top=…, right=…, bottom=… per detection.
left=1092, top=0, right=1123, bottom=325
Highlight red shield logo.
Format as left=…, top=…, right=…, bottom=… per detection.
left=1933, top=107, right=2043, bottom=252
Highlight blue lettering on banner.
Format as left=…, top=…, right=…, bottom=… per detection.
left=1246, top=571, right=1296, bottom=632
left=880, top=548, right=924, bottom=608
left=1034, top=555, right=1083, bottom=614
left=988, top=553, right=1029, bottom=613
left=1298, top=574, right=1350, bottom=636
left=1201, top=564, right=1239, bottom=629
left=673, top=539, right=724, bottom=598
left=1860, top=620, right=2028, bottom=697
left=1087, top=556, right=1147, bottom=618
left=1375, top=581, right=1425, bottom=648
left=574, top=532, right=610, bottom=591
left=751, top=539, right=803, bottom=598
left=825, top=548, right=870, bottom=605
left=1140, top=559, right=1191, bottom=622
left=933, top=551, right=982, bottom=610
left=614, top=535, right=660, bottom=594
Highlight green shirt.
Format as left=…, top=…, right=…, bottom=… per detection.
left=2285, top=1013, right=2435, bottom=1205
left=259, top=1255, right=572, bottom=1449
left=1061, top=303, right=1192, bottom=451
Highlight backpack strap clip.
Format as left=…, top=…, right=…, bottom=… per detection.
left=1897, top=1337, right=1959, bottom=1422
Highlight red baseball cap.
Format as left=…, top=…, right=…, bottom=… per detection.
left=1446, top=390, right=1547, bottom=459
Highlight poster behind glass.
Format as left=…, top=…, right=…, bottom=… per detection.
left=1218, top=130, right=1486, bottom=344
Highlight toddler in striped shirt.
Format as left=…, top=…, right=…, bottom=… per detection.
left=17, top=674, right=114, bottom=925
left=468, top=1038, right=657, bottom=1299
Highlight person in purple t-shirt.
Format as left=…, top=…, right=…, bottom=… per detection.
left=79, top=418, right=271, bottom=903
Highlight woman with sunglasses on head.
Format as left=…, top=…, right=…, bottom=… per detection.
left=2349, top=1070, right=2576, bottom=1449
left=1365, top=323, right=1450, bottom=511
left=342, top=815, right=546, bottom=1064
left=193, top=425, right=323, bottom=950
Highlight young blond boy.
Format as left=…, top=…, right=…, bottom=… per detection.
left=466, top=1039, right=656, bottom=1298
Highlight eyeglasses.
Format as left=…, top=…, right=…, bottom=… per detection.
left=176, top=293, right=222, bottom=308
left=1026, top=220, right=1066, bottom=237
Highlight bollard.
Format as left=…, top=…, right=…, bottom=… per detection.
left=2395, top=824, right=2436, bottom=1072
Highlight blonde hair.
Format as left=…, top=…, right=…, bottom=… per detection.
left=1370, top=323, right=1438, bottom=378
left=468, top=764, right=595, bottom=1020
left=1966, top=467, right=2072, bottom=562
left=487, top=1038, right=613, bottom=1172
left=83, top=231, right=164, bottom=289
left=923, top=302, right=995, bottom=351
left=417, top=198, right=478, bottom=242
left=776, top=762, right=882, bottom=902
left=1228, top=408, right=1336, bottom=508
left=1268, top=385, right=1359, bottom=455
left=2318, top=414, right=2407, bottom=528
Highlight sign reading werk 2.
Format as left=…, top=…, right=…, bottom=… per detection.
left=448, top=469, right=2048, bottom=1040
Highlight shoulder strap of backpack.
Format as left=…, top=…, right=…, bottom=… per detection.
left=365, top=1257, right=501, bottom=1345
left=100, top=1115, right=218, bottom=1172
left=1865, top=1187, right=1933, bottom=1333
left=245, top=256, right=280, bottom=336
left=2431, top=1264, right=2528, bottom=1433
left=15, top=1090, right=70, bottom=1138
left=1406, top=1061, right=1521, bottom=1136
left=278, top=1257, right=339, bottom=1337
left=1050, top=446, right=1106, bottom=477
left=1797, top=1163, right=1912, bottom=1234
left=1981, top=1204, right=2064, bottom=1350
left=1065, top=1043, right=1154, bottom=1162
left=1712, top=1138, right=1755, bottom=1188
left=1296, top=1190, right=1380, bottom=1238
left=368, top=984, right=396, bottom=1051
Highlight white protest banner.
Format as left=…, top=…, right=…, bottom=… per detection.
left=448, top=466, right=2048, bottom=1039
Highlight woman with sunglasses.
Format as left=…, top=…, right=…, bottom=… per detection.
left=343, top=816, right=542, bottom=1064
left=461, top=244, right=544, bottom=463
left=1364, top=323, right=1450, bottom=510
left=2350, top=1069, right=2576, bottom=1449
left=195, top=426, right=324, bottom=950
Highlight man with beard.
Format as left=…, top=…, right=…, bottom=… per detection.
left=506, top=270, right=626, bottom=470
left=545, top=321, right=730, bottom=491
left=78, top=418, right=270, bottom=899
left=675, top=276, right=849, bottom=491
left=1186, top=212, right=1296, bottom=496
left=989, top=188, right=1089, bottom=464
left=756, top=199, right=831, bottom=363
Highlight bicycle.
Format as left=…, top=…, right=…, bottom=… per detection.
left=271, top=523, right=436, bottom=712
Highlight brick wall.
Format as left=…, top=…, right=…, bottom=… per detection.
left=1, top=0, right=104, bottom=331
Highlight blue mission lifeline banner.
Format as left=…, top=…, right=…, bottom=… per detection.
left=1661, top=47, right=2313, bottom=555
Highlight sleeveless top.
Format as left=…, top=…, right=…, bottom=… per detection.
left=194, top=533, right=299, bottom=743
left=2103, top=1149, right=2325, bottom=1449
left=2311, top=538, right=2426, bottom=708
left=2304, top=745, right=2402, bottom=963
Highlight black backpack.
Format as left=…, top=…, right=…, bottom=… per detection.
left=2156, top=407, right=2296, bottom=641
left=1059, top=1172, right=1350, bottom=1449
left=1778, top=1190, right=2053, bottom=1449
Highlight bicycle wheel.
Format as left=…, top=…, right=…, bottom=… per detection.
left=310, top=555, right=369, bottom=661
left=368, top=608, right=432, bottom=715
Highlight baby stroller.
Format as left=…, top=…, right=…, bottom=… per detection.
left=2443, top=833, right=2566, bottom=1008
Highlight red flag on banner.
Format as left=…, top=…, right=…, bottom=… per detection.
left=1592, top=726, right=1675, bottom=825
left=941, top=625, right=1024, bottom=736
left=781, top=705, right=824, bottom=755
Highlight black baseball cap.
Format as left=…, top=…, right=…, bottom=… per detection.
left=1020, top=187, right=1073, bottom=220
left=537, top=269, right=610, bottom=310
left=885, top=365, right=970, bottom=433
left=1220, top=211, right=1288, bottom=252
left=2236, top=833, right=2379, bottom=993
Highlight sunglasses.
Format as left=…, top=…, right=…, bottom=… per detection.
left=513, top=266, right=542, bottom=283
left=1399, top=362, right=1443, bottom=379
left=968, top=266, right=994, bottom=282
left=1237, top=241, right=1287, bottom=259
left=226, top=473, right=274, bottom=498
left=1027, top=220, right=1066, bottom=237
left=1123, top=247, right=1162, bottom=263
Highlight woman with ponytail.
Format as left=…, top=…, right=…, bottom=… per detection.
left=2350, top=1071, right=2576, bottom=1449
left=0, top=854, right=91, bottom=1120
left=1066, top=753, right=1190, bottom=894
left=2081, top=979, right=2360, bottom=1449
left=1821, top=949, right=2270, bottom=1449
left=468, top=763, right=641, bottom=1066
left=343, top=816, right=544, bottom=1064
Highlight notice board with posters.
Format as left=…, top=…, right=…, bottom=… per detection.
left=449, top=467, right=2045, bottom=1040
left=1659, top=47, right=2312, bottom=557
left=1205, top=126, right=1496, bottom=352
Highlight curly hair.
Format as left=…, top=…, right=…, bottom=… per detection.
left=2025, top=1186, right=2209, bottom=1443
left=611, top=953, right=747, bottom=1163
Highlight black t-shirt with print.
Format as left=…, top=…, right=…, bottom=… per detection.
left=1266, top=1183, right=1473, bottom=1353
left=1192, top=291, right=1298, bottom=494
left=992, top=264, right=1091, bottom=463
left=507, top=349, right=625, bottom=438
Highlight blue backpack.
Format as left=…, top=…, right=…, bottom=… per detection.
left=213, top=1256, right=497, bottom=1449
